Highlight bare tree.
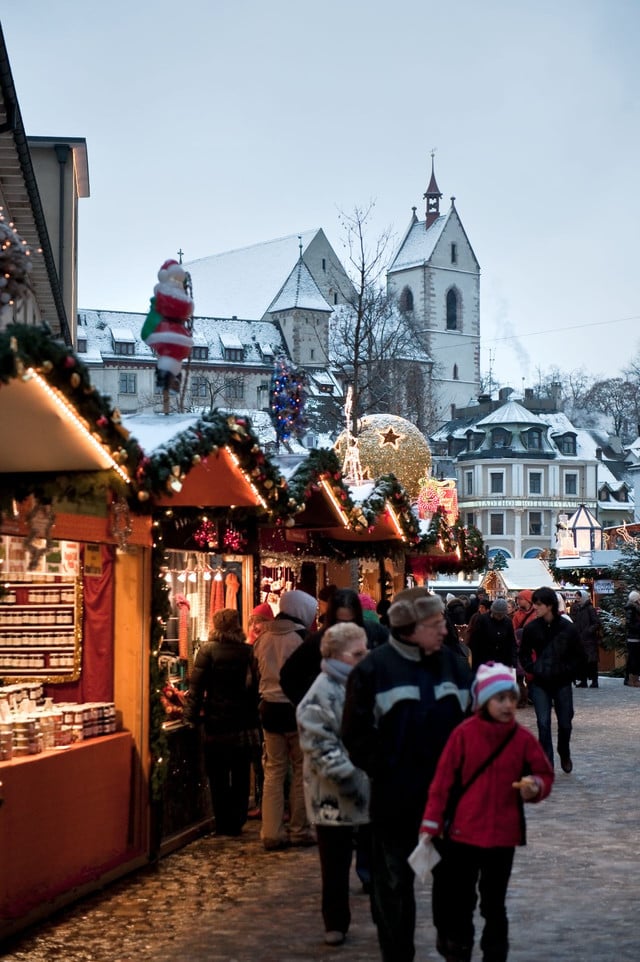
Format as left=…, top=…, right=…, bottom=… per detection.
left=330, top=203, right=422, bottom=432
left=582, top=378, right=640, bottom=438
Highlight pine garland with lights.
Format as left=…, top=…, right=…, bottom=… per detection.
left=134, top=412, right=291, bottom=520
left=359, top=475, right=421, bottom=543
left=0, top=324, right=142, bottom=512
left=269, top=356, right=307, bottom=443
left=149, top=543, right=171, bottom=802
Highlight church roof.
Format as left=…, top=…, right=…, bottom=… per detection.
left=267, top=257, right=332, bottom=314
left=184, top=228, right=322, bottom=318
left=388, top=211, right=450, bottom=271
left=476, top=400, right=547, bottom=427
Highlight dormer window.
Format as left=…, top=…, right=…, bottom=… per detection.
left=220, top=333, right=244, bottom=363
left=524, top=429, right=543, bottom=450
left=224, top=347, right=244, bottom=362
left=77, top=337, right=87, bottom=353
left=110, top=327, right=136, bottom=355
left=192, top=345, right=209, bottom=361
left=113, top=340, right=135, bottom=356
left=491, top=428, right=511, bottom=449
left=558, top=434, right=576, bottom=455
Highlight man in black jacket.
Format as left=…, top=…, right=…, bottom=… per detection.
left=520, top=586, right=585, bottom=774
left=342, top=589, right=471, bottom=962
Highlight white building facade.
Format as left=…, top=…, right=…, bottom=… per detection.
left=431, top=397, right=634, bottom=559
left=386, top=160, right=481, bottom=424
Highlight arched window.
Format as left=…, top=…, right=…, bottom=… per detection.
left=399, top=286, right=414, bottom=312
left=453, top=363, right=459, bottom=380
left=446, top=288, right=459, bottom=330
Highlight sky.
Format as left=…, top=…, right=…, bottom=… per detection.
left=2, top=0, right=639, bottom=392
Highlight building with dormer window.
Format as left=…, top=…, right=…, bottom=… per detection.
left=431, top=394, right=635, bottom=559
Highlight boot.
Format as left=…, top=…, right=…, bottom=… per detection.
left=629, top=674, right=640, bottom=688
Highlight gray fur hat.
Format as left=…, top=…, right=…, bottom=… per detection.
left=388, top=588, right=444, bottom=629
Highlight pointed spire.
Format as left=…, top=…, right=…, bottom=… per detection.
left=424, top=150, right=442, bottom=229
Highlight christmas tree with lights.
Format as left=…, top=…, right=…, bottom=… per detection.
left=269, top=355, right=307, bottom=445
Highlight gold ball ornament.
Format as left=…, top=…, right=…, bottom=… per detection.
left=334, top=414, right=431, bottom=500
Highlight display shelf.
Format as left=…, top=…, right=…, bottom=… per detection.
left=0, top=579, right=83, bottom=682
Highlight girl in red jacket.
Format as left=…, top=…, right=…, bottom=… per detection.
left=420, top=662, right=554, bottom=962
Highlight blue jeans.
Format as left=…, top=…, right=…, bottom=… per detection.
left=530, top=682, right=574, bottom=765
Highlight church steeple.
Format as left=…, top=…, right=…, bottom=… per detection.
left=424, top=151, right=442, bottom=229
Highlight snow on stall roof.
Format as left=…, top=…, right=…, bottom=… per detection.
left=483, top=558, right=558, bottom=590
left=185, top=229, right=321, bottom=319
left=122, top=414, right=201, bottom=454
left=389, top=213, right=449, bottom=271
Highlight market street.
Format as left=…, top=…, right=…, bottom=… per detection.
left=2, top=676, right=639, bottom=962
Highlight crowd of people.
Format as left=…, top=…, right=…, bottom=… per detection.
left=182, top=578, right=639, bottom=962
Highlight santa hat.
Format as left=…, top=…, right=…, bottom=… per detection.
left=251, top=602, right=274, bottom=621
left=471, top=662, right=519, bottom=712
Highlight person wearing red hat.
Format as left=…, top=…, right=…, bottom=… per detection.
left=420, top=662, right=553, bottom=962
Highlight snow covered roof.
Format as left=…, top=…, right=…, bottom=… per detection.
left=109, top=326, right=136, bottom=342
left=77, top=310, right=287, bottom=367
left=389, top=212, right=449, bottom=271
left=476, top=400, right=547, bottom=427
left=184, top=229, right=322, bottom=319
left=267, top=257, right=332, bottom=314
left=122, top=414, right=200, bottom=454
left=219, top=332, right=244, bottom=350
left=481, top=558, right=558, bottom=591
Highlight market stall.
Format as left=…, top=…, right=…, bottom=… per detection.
left=127, top=410, right=289, bottom=852
left=0, top=325, right=152, bottom=938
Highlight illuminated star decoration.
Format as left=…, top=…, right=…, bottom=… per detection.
left=378, top=426, right=404, bottom=448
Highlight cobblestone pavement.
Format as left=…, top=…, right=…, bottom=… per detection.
left=2, top=676, right=639, bottom=962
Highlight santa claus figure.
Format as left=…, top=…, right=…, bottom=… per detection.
left=141, top=259, right=194, bottom=393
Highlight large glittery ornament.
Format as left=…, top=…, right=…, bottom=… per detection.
left=334, top=414, right=431, bottom=500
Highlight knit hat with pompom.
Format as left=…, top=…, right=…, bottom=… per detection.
left=471, top=662, right=519, bottom=712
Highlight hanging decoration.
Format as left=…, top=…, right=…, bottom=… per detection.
left=24, top=500, right=56, bottom=570
left=417, top=476, right=459, bottom=525
left=223, top=523, right=247, bottom=552
left=269, top=355, right=307, bottom=444
left=141, top=259, right=194, bottom=395
left=110, top=495, right=133, bottom=551
left=193, top=518, right=218, bottom=550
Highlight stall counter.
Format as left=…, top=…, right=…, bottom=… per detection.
left=0, top=731, right=136, bottom=930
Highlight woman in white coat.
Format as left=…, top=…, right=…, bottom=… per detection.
left=296, top=622, right=370, bottom=947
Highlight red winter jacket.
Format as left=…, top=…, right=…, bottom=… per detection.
left=420, top=715, right=553, bottom=848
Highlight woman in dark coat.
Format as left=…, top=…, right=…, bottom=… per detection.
left=571, top=590, right=601, bottom=688
left=184, top=608, right=261, bottom=836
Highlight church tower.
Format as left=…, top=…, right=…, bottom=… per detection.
left=386, top=157, right=481, bottom=428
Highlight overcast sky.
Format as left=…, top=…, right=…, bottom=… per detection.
left=3, top=1, right=639, bottom=392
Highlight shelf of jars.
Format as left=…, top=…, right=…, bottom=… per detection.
left=0, top=580, right=83, bottom=681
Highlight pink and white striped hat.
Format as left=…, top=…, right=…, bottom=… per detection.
left=471, top=662, right=519, bottom=711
